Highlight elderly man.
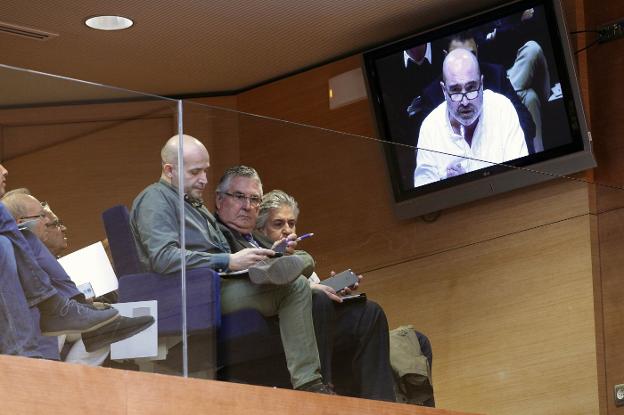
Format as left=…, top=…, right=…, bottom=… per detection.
left=42, top=202, right=68, bottom=258
left=0, top=164, right=120, bottom=357
left=130, top=135, right=331, bottom=394
left=2, top=192, right=86, bottom=309
left=2, top=188, right=67, bottom=258
left=0, top=166, right=154, bottom=361
left=414, top=47, right=528, bottom=187
left=257, top=189, right=396, bottom=401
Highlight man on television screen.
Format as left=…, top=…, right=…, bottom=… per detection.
left=413, top=47, right=528, bottom=187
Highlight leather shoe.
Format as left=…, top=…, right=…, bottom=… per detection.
left=82, top=315, right=155, bottom=352
left=298, top=380, right=336, bottom=395
left=40, top=298, right=119, bottom=336
left=248, top=255, right=304, bottom=285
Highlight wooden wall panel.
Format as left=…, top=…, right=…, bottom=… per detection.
left=582, top=0, right=624, bottom=413
left=363, top=215, right=598, bottom=415
left=596, top=209, right=624, bottom=414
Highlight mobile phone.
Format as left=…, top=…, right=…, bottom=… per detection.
left=340, top=292, right=367, bottom=303
left=273, top=239, right=289, bottom=254
left=320, top=269, right=358, bottom=292
left=273, top=233, right=314, bottom=254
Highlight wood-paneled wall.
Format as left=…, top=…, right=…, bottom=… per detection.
left=2, top=0, right=622, bottom=413
left=583, top=0, right=624, bottom=413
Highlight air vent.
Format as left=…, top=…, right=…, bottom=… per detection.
left=0, top=21, right=58, bottom=41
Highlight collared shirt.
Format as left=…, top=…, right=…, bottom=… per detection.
left=130, top=179, right=231, bottom=274
left=414, top=89, right=528, bottom=187
left=403, top=43, right=432, bottom=68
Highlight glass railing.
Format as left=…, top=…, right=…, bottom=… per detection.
left=0, top=62, right=618, bottom=415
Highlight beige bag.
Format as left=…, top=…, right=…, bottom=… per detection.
left=389, top=325, right=433, bottom=405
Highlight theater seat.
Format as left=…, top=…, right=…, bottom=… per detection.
left=102, top=205, right=287, bottom=383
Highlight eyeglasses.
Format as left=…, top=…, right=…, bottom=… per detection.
left=19, top=213, right=46, bottom=221
left=45, top=219, right=64, bottom=229
left=445, top=82, right=481, bottom=102
left=221, top=191, right=262, bottom=207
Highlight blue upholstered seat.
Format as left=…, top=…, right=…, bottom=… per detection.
left=102, top=205, right=285, bottom=376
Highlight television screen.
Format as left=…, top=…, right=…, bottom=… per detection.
left=362, top=0, right=595, bottom=218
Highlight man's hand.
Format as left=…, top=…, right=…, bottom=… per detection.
left=446, top=160, right=466, bottom=178
left=314, top=271, right=364, bottom=303
left=312, top=283, right=343, bottom=303
left=228, top=248, right=274, bottom=271
left=521, top=8, right=534, bottom=22
left=271, top=233, right=298, bottom=255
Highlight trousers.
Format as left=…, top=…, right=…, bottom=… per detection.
left=220, top=275, right=321, bottom=389
left=312, top=291, right=395, bottom=401
left=0, top=204, right=59, bottom=357
left=507, top=40, right=550, bottom=153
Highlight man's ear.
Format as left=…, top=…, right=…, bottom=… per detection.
left=215, top=193, right=223, bottom=211
left=163, top=163, right=174, bottom=178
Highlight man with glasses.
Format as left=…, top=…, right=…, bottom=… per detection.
left=419, top=32, right=536, bottom=154
left=413, top=47, right=528, bottom=187
left=0, top=177, right=155, bottom=362
left=2, top=192, right=68, bottom=257
left=0, top=164, right=132, bottom=358
left=41, top=203, right=68, bottom=258
left=130, top=136, right=332, bottom=394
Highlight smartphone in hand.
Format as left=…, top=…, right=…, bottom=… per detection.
left=273, top=233, right=314, bottom=254
left=320, top=269, right=358, bottom=292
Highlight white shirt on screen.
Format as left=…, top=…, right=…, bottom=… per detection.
left=413, top=89, right=528, bottom=187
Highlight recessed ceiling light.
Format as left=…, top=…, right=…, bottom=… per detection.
left=85, top=15, right=133, bottom=31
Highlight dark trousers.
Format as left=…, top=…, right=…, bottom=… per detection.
left=312, top=291, right=395, bottom=401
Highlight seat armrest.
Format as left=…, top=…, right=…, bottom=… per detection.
left=118, top=267, right=221, bottom=337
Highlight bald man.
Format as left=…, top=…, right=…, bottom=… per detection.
left=413, top=47, right=528, bottom=187
left=130, top=135, right=331, bottom=393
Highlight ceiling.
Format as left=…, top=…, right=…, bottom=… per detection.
left=0, top=0, right=505, bottom=106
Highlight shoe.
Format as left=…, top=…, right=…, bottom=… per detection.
left=82, top=315, right=155, bottom=352
left=248, top=255, right=305, bottom=285
left=298, top=380, right=336, bottom=395
left=40, top=298, right=120, bottom=336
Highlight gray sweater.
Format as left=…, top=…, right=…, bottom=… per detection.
left=130, top=179, right=231, bottom=274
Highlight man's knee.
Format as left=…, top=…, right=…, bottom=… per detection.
left=289, top=275, right=311, bottom=294
left=519, top=40, right=544, bottom=61
left=365, top=300, right=389, bottom=328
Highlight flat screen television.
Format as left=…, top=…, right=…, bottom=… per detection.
left=362, top=0, right=595, bottom=219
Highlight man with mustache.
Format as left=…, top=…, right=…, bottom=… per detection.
left=413, top=47, right=528, bottom=187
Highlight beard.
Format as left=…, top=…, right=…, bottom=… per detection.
left=450, top=103, right=482, bottom=127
